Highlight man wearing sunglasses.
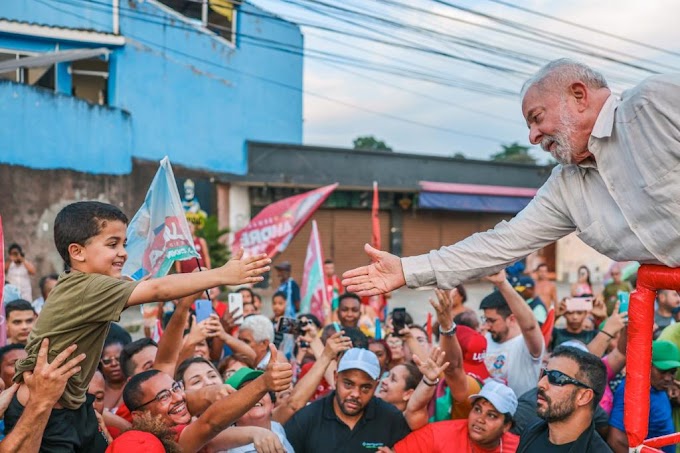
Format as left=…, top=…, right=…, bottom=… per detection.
left=517, top=346, right=611, bottom=453
left=607, top=340, right=680, bottom=453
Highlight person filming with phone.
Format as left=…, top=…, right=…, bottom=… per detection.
left=551, top=296, right=599, bottom=349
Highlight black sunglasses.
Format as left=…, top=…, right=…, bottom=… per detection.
left=540, top=368, right=593, bottom=390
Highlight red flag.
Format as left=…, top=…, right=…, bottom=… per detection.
left=300, top=221, right=330, bottom=323
left=426, top=313, right=432, bottom=343
left=371, top=181, right=381, bottom=250
left=367, top=181, right=387, bottom=321
left=232, top=184, right=338, bottom=257
left=0, top=217, right=6, bottom=346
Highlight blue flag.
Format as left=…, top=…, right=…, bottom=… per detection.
left=123, top=157, right=199, bottom=280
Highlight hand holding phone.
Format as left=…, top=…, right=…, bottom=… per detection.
left=195, top=299, right=213, bottom=323
left=392, top=308, right=407, bottom=334
left=565, top=297, right=593, bottom=312
left=229, top=293, right=244, bottom=325
left=617, top=291, right=630, bottom=313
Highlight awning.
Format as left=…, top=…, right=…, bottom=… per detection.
left=0, top=48, right=110, bottom=74
left=418, top=181, right=538, bottom=214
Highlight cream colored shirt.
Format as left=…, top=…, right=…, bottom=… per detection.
left=403, top=74, right=680, bottom=289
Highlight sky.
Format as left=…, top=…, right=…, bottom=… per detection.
left=249, top=0, right=680, bottom=162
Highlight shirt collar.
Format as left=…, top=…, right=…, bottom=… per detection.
left=590, top=94, right=620, bottom=139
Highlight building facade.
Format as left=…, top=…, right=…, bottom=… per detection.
left=0, top=0, right=303, bottom=175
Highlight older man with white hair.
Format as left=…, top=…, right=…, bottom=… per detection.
left=238, top=315, right=282, bottom=369
left=343, top=58, right=680, bottom=296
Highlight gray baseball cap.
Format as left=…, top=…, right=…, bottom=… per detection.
left=337, top=348, right=381, bottom=380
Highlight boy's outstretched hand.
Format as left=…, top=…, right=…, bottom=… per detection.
left=221, top=250, right=271, bottom=285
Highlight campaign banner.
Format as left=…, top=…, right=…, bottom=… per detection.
left=0, top=216, right=6, bottom=346
left=123, top=157, right=199, bottom=280
left=232, top=183, right=338, bottom=257
left=300, top=221, right=329, bottom=322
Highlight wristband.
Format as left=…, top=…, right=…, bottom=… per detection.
left=600, top=330, right=615, bottom=339
left=439, top=321, right=457, bottom=337
left=422, top=377, right=439, bottom=387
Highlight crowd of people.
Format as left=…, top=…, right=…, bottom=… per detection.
left=2, top=58, right=680, bottom=452
left=4, top=206, right=680, bottom=453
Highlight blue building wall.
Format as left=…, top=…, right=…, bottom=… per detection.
left=0, top=80, right=133, bottom=173
left=0, top=0, right=303, bottom=175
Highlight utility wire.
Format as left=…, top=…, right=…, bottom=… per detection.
left=488, top=0, right=680, bottom=59
left=36, top=0, right=510, bottom=144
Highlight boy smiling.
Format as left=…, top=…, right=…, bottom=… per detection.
left=4, top=201, right=270, bottom=452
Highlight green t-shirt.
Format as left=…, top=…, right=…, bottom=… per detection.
left=14, top=271, right=138, bottom=409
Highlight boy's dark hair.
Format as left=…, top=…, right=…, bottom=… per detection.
left=324, top=259, right=334, bottom=264
left=479, top=291, right=512, bottom=319
left=0, top=344, right=25, bottom=365
left=175, top=357, right=218, bottom=382
left=338, top=293, right=361, bottom=306
left=54, top=201, right=128, bottom=267
left=551, top=346, right=607, bottom=410
left=123, top=369, right=162, bottom=411
left=8, top=243, right=22, bottom=255
left=120, top=338, right=158, bottom=378
left=4, top=299, right=36, bottom=319
left=272, top=291, right=287, bottom=300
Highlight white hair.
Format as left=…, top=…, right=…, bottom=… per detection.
left=521, top=58, right=609, bottom=99
left=240, top=315, right=274, bottom=343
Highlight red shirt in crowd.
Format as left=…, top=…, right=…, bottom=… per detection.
left=394, top=419, right=519, bottom=453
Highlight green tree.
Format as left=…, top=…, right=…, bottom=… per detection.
left=196, top=215, right=231, bottom=268
left=352, top=135, right=393, bottom=151
left=490, top=142, right=537, bottom=164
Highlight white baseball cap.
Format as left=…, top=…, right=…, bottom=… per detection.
left=469, top=380, right=518, bottom=416
left=337, top=348, right=381, bottom=380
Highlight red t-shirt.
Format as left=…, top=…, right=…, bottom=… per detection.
left=394, top=419, right=519, bottom=453
left=114, top=403, right=133, bottom=423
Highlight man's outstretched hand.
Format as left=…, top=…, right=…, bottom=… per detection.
left=342, top=244, right=406, bottom=296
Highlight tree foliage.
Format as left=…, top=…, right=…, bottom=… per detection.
left=196, top=215, right=231, bottom=268
left=490, top=142, right=537, bottom=164
left=352, top=135, right=393, bottom=151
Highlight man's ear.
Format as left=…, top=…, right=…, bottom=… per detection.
left=403, top=388, right=415, bottom=402
left=577, top=388, right=595, bottom=408
left=68, top=243, right=86, bottom=263
left=570, top=82, right=589, bottom=112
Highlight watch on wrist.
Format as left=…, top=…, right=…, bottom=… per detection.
left=439, top=321, right=457, bottom=337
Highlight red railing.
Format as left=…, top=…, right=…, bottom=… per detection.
left=625, top=265, right=680, bottom=451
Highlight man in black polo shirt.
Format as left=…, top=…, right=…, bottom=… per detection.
left=284, top=348, right=410, bottom=452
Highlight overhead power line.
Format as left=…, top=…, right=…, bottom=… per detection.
left=34, top=0, right=510, bottom=144
left=487, top=0, right=680, bottom=59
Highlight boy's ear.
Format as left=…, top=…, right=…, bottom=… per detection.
left=68, top=243, right=86, bottom=263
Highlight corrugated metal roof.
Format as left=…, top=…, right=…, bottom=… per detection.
left=0, top=47, right=110, bottom=73
left=0, top=20, right=125, bottom=46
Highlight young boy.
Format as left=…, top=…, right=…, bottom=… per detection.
left=4, top=201, right=270, bottom=452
